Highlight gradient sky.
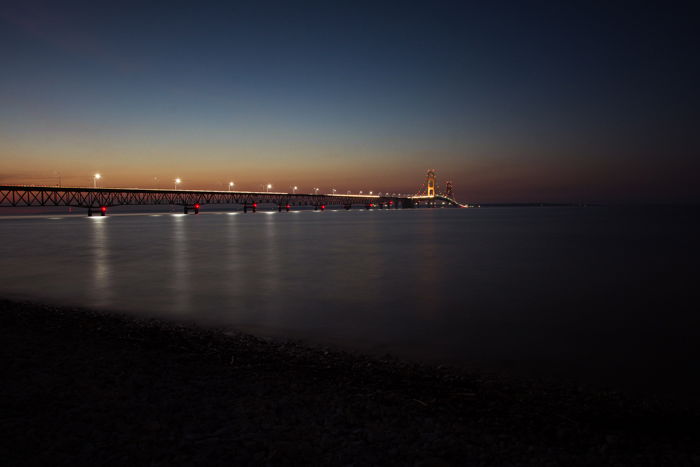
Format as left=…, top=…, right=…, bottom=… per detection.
left=1, top=1, right=698, bottom=202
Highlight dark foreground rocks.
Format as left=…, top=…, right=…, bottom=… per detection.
left=1, top=299, right=698, bottom=466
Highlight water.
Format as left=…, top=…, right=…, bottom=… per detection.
left=1, top=207, right=699, bottom=400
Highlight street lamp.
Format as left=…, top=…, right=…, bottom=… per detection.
left=314, top=187, right=319, bottom=195
left=175, top=178, right=181, bottom=190
left=347, top=190, right=351, bottom=195
left=369, top=191, right=373, bottom=195
left=332, top=188, right=336, bottom=194
left=266, top=183, right=272, bottom=192
left=93, top=173, right=101, bottom=188
left=229, top=181, right=234, bottom=191
left=293, top=186, right=298, bottom=194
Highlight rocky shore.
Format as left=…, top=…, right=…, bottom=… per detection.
left=1, top=299, right=698, bottom=466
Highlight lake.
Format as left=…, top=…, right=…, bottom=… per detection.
left=1, top=206, right=698, bottom=401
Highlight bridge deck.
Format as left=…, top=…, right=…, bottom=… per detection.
left=0, top=185, right=467, bottom=211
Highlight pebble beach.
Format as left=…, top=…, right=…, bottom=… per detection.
left=1, top=299, right=698, bottom=466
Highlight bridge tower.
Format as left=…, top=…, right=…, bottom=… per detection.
left=444, top=180, right=454, bottom=199
left=426, top=169, right=436, bottom=198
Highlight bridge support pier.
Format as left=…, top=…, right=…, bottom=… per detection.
left=87, top=206, right=108, bottom=216
left=183, top=204, right=200, bottom=214
left=344, top=204, right=351, bottom=210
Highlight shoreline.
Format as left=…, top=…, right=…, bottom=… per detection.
left=1, top=298, right=698, bottom=465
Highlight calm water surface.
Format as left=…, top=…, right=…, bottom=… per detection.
left=1, top=207, right=699, bottom=399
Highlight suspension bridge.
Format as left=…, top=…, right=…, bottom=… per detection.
left=0, top=170, right=468, bottom=216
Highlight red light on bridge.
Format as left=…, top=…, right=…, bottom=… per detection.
left=320, top=204, right=325, bottom=210
left=286, top=204, right=291, bottom=209
left=194, top=203, right=200, bottom=209
left=100, top=206, right=107, bottom=213
left=253, top=203, right=257, bottom=208
left=389, top=200, right=393, bottom=205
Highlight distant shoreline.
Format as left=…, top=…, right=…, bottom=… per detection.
left=1, top=298, right=698, bottom=465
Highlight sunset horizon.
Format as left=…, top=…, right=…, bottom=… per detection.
left=2, top=2, right=698, bottom=204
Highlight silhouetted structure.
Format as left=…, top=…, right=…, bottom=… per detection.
left=0, top=171, right=468, bottom=215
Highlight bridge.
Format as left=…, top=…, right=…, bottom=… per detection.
left=0, top=170, right=467, bottom=216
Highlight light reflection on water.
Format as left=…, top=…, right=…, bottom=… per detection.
left=171, top=214, right=191, bottom=314
left=89, top=217, right=111, bottom=307
left=1, top=207, right=699, bottom=399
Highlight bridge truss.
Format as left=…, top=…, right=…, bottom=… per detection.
left=0, top=185, right=466, bottom=215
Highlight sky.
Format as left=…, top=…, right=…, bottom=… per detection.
left=1, top=1, right=698, bottom=203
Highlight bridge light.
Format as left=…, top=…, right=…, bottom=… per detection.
left=321, top=204, right=325, bottom=210
left=100, top=206, right=107, bottom=213
left=194, top=203, right=200, bottom=209
left=286, top=204, right=291, bottom=209
left=252, top=203, right=257, bottom=208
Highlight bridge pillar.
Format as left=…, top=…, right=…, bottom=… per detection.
left=243, top=204, right=247, bottom=213
left=278, top=204, right=282, bottom=212
left=286, top=203, right=290, bottom=212
left=184, top=206, right=188, bottom=214
left=426, top=169, right=436, bottom=197
left=344, top=204, right=351, bottom=210
left=88, top=207, right=93, bottom=217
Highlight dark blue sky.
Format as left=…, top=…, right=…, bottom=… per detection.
left=1, top=1, right=698, bottom=202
